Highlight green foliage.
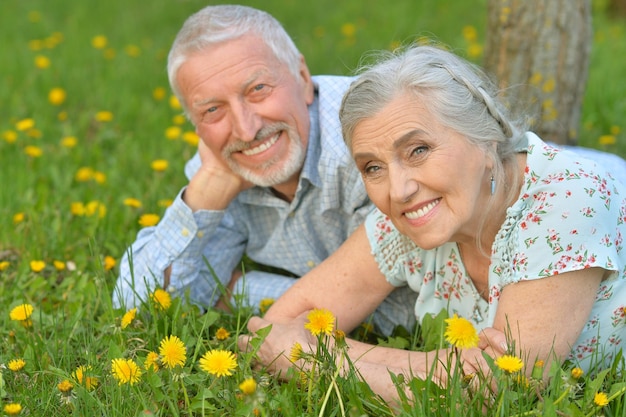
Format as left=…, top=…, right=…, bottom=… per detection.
left=0, top=0, right=625, bottom=415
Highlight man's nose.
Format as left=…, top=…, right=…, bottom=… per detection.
left=231, top=102, right=262, bottom=142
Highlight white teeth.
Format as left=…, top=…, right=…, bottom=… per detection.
left=405, top=200, right=438, bottom=220
left=242, top=133, right=279, bottom=156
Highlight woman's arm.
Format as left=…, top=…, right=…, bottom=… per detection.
left=493, top=267, right=605, bottom=374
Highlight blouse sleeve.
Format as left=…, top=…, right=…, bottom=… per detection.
left=364, top=208, right=421, bottom=287
left=493, top=143, right=625, bottom=287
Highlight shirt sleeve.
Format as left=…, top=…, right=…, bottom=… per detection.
left=112, top=187, right=247, bottom=309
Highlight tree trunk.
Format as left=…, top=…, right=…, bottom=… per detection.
left=484, top=0, right=592, bottom=145
left=608, top=0, right=626, bottom=17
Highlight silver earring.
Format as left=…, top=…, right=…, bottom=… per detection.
left=490, top=174, right=496, bottom=195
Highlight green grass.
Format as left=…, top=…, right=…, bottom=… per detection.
left=0, top=0, right=625, bottom=415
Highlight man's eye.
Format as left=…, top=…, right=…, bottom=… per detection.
left=253, top=84, right=265, bottom=91
left=206, top=106, right=218, bottom=113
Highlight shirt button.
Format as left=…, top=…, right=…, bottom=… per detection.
left=307, top=260, right=316, bottom=268
left=197, top=231, right=204, bottom=238
left=181, top=228, right=190, bottom=237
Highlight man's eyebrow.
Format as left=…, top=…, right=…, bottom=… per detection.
left=192, top=69, right=272, bottom=109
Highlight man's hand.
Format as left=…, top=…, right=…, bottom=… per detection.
left=183, top=140, right=254, bottom=211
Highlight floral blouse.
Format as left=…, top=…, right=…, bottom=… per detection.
left=365, top=132, right=626, bottom=370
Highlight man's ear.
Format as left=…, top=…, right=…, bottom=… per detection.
left=297, top=55, right=315, bottom=105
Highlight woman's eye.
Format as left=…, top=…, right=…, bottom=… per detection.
left=412, top=146, right=428, bottom=156
left=364, top=164, right=380, bottom=175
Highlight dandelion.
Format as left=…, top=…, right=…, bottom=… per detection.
left=239, top=377, right=257, bottom=395
left=53, top=260, right=66, bottom=271
left=150, top=288, right=171, bottom=310
left=289, top=342, right=303, bottom=363
left=334, top=329, right=347, bottom=349
left=48, top=87, right=66, bottom=105
left=120, top=308, right=136, bottom=329
left=95, top=110, right=113, bottom=122
left=215, top=327, right=230, bottom=341
left=73, top=365, right=99, bottom=390
left=182, top=131, right=199, bottom=146
left=3, top=130, right=18, bottom=143
left=34, top=54, right=50, bottom=68
left=594, top=391, right=609, bottom=407
left=111, top=358, right=142, bottom=385
left=341, top=22, right=356, bottom=37
left=91, top=35, right=108, bottom=49
left=169, top=95, right=181, bottom=110
left=8, top=358, right=26, bottom=372
left=3, top=403, right=22, bottom=415
left=15, top=118, right=35, bottom=131
left=139, top=213, right=160, bottom=227
left=304, top=308, right=335, bottom=336
left=70, top=202, right=86, bottom=216
left=153, top=87, right=166, bottom=100
left=495, top=355, right=524, bottom=374
left=13, top=212, right=25, bottom=224
left=75, top=167, right=94, bottom=182
left=24, top=145, right=43, bottom=158
left=462, top=25, right=478, bottom=42
left=158, top=199, right=173, bottom=208
left=124, top=44, right=141, bottom=57
left=164, top=126, right=182, bottom=140
left=123, top=198, right=142, bottom=208
left=93, top=171, right=106, bottom=184
left=104, top=255, right=116, bottom=271
left=531, top=359, right=544, bottom=380
left=57, top=379, right=73, bottom=393
left=444, top=314, right=479, bottom=349
left=0, top=261, right=9, bottom=271
left=571, top=367, right=584, bottom=379
left=172, top=114, right=186, bottom=125
left=145, top=351, right=160, bottom=371
left=85, top=201, right=106, bottom=218
left=60, top=136, right=77, bottom=147
left=599, top=134, right=617, bottom=146
left=199, top=349, right=237, bottom=377
left=158, top=335, right=187, bottom=369
left=151, top=159, right=168, bottom=172
left=10, top=304, right=34, bottom=322
left=259, top=298, right=274, bottom=314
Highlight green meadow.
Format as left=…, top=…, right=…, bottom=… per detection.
left=1, top=0, right=625, bottom=415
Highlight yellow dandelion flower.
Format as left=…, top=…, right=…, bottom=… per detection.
left=111, top=358, right=142, bottom=385
left=34, top=54, right=50, bottom=68
left=70, top=202, right=86, bottom=216
left=121, top=308, right=136, bottom=329
left=341, top=22, right=356, bottom=37
left=91, top=35, right=108, bottom=49
left=124, top=44, right=141, bottom=57
left=48, top=87, right=66, bottom=106
left=103, top=48, right=116, bottom=59
left=104, top=255, right=116, bottom=271
left=531, top=359, right=544, bottom=379
left=3, top=130, right=18, bottom=143
left=85, top=200, right=106, bottom=218
left=159, top=335, right=187, bottom=369
left=75, top=167, right=94, bottom=182
left=123, top=198, right=142, bottom=208
left=495, top=355, right=524, bottom=374
left=53, top=260, right=65, bottom=271
left=304, top=308, right=335, bottom=336
left=151, top=159, right=168, bottom=172
left=599, top=134, right=616, bottom=146
left=215, top=327, right=230, bottom=341
left=334, top=329, right=347, bottom=348
left=24, top=145, right=43, bottom=158
left=10, top=303, right=34, bottom=321
left=15, top=118, right=35, bottom=131
left=165, top=126, right=182, bottom=140
left=139, top=213, right=160, bottom=227
left=169, top=95, right=181, bottom=110
left=199, top=349, right=237, bottom=377
left=27, top=128, right=42, bottom=139
left=150, top=288, right=171, bottom=310
left=61, top=136, right=77, bottom=147
left=93, top=171, right=106, bottom=184
left=145, top=351, right=160, bottom=371
left=444, top=314, right=479, bottom=349
left=289, top=342, right=303, bottom=363
left=3, top=403, right=22, bottom=415
left=73, top=365, right=99, bottom=390
left=571, top=367, right=584, bottom=379
left=462, top=25, right=478, bottom=42
left=594, top=391, right=609, bottom=407
left=57, top=379, right=73, bottom=393
left=8, top=358, right=26, bottom=372
left=259, top=298, right=275, bottom=314
left=467, top=43, right=483, bottom=59
left=182, top=131, right=199, bottom=146
left=13, top=212, right=25, bottom=224
left=95, top=111, right=113, bottom=122
left=239, top=377, right=257, bottom=395
left=610, top=125, right=621, bottom=135
left=31, top=260, right=46, bottom=272
left=152, top=87, right=166, bottom=101
left=0, top=261, right=9, bottom=271
left=158, top=199, right=173, bottom=208
left=172, top=114, right=186, bottom=125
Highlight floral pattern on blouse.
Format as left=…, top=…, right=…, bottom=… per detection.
left=365, top=132, right=626, bottom=371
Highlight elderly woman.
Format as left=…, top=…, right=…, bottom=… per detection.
left=241, top=45, right=626, bottom=402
